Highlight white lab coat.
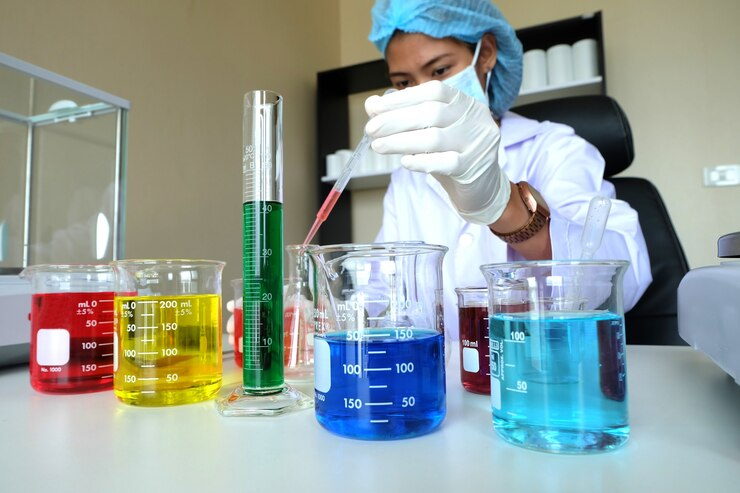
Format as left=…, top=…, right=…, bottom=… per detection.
left=374, top=111, right=652, bottom=340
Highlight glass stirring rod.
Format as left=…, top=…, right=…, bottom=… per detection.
left=303, top=133, right=371, bottom=245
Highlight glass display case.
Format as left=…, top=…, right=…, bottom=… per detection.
left=0, top=52, right=129, bottom=271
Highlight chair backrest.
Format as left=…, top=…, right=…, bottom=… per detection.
left=513, top=95, right=690, bottom=345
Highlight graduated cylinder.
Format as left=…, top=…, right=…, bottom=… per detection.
left=241, top=90, right=285, bottom=393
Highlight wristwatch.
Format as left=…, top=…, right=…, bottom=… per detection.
left=491, top=182, right=550, bottom=244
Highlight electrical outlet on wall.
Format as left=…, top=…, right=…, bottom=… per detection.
left=703, top=164, right=740, bottom=187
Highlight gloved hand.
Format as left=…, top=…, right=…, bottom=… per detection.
left=365, top=80, right=510, bottom=225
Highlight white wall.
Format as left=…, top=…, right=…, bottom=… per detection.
left=338, top=0, right=740, bottom=268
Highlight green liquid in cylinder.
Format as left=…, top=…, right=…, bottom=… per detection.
left=242, top=200, right=284, bottom=392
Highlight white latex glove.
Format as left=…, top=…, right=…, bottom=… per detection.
left=365, top=80, right=510, bottom=225
left=225, top=299, right=235, bottom=347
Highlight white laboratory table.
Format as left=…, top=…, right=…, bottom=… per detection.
left=1, top=344, right=738, bottom=493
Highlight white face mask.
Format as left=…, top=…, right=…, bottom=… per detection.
left=442, top=40, right=491, bottom=105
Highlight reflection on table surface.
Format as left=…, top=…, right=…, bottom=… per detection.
left=0, top=344, right=738, bottom=493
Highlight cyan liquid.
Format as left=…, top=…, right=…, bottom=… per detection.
left=314, top=329, right=446, bottom=440
left=489, top=311, right=628, bottom=453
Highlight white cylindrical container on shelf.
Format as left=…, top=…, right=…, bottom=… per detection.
left=521, top=49, right=548, bottom=91
left=572, top=38, right=599, bottom=80
left=325, top=152, right=341, bottom=179
left=546, top=44, right=574, bottom=86
left=335, top=149, right=353, bottom=175
left=364, top=148, right=383, bottom=173
left=335, top=149, right=352, bottom=165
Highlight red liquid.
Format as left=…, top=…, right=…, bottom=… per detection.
left=458, top=305, right=491, bottom=394
left=234, top=305, right=311, bottom=370
left=459, top=301, right=530, bottom=394
left=234, top=307, right=243, bottom=368
left=29, top=292, right=115, bottom=393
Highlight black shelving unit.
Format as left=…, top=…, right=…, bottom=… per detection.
left=315, top=12, right=604, bottom=245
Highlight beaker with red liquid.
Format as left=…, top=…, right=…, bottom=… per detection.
left=230, top=278, right=244, bottom=368
left=230, top=244, right=314, bottom=382
left=22, top=264, right=115, bottom=393
left=282, top=244, right=314, bottom=382
left=455, top=287, right=490, bottom=394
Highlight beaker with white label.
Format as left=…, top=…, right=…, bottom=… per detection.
left=481, top=260, right=630, bottom=453
left=307, top=242, right=448, bottom=440
left=111, top=259, right=224, bottom=406
left=455, top=287, right=490, bottom=394
left=22, top=264, right=115, bottom=393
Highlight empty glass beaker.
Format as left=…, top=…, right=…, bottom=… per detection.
left=112, top=259, right=225, bottom=406
left=307, top=242, right=448, bottom=440
left=22, top=264, right=115, bottom=393
left=455, top=287, right=490, bottom=395
left=480, top=260, right=630, bottom=453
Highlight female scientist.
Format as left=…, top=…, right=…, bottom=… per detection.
left=364, top=0, right=652, bottom=339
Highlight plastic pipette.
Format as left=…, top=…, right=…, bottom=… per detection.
left=303, top=134, right=371, bottom=245
left=580, top=195, right=611, bottom=259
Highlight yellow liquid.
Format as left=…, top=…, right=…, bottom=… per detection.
left=114, top=294, right=222, bottom=406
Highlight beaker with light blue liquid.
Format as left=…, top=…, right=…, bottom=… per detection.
left=307, top=243, right=448, bottom=440
left=481, top=260, right=630, bottom=454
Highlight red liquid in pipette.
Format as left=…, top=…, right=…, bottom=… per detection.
left=304, top=188, right=342, bottom=244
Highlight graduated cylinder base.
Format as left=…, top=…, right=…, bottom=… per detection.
left=115, top=379, right=222, bottom=406
left=494, top=418, right=629, bottom=454
left=215, top=384, right=313, bottom=417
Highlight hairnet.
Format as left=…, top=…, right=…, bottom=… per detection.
left=369, top=0, right=523, bottom=117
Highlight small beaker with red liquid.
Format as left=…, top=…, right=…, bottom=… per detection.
left=21, top=264, right=115, bottom=394
left=230, top=244, right=314, bottom=382
left=455, top=287, right=490, bottom=394
left=283, top=244, right=314, bottom=382
left=230, top=278, right=244, bottom=368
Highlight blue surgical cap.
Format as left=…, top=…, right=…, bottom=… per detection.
left=369, top=0, right=523, bottom=118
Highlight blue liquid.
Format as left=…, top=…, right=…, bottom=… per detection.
left=314, top=329, right=446, bottom=440
left=489, top=311, right=628, bottom=453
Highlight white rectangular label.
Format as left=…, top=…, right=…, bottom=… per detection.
left=36, top=328, right=70, bottom=366
left=491, top=377, right=501, bottom=410
left=462, top=347, right=480, bottom=373
left=314, top=338, right=331, bottom=393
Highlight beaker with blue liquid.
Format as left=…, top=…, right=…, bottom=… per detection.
left=307, top=243, right=448, bottom=440
left=480, top=260, right=630, bottom=454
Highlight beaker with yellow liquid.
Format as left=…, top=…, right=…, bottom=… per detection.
left=111, top=259, right=225, bottom=406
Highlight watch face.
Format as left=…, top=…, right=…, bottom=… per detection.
left=533, top=189, right=550, bottom=216
left=519, top=182, right=550, bottom=216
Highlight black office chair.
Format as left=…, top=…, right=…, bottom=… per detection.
left=513, top=95, right=690, bottom=345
